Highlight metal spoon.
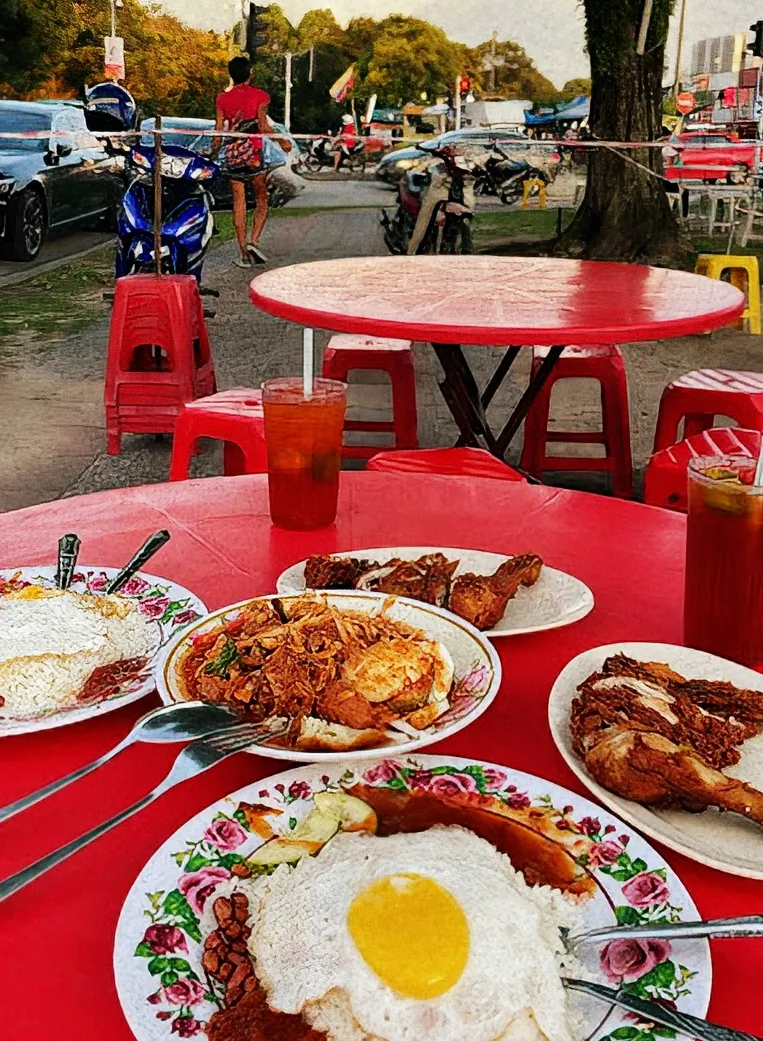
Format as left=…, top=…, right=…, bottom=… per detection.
left=564, top=915, right=763, bottom=952
left=0, top=701, right=237, bottom=825
left=105, top=530, right=171, bottom=594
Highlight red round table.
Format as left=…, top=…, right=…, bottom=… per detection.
left=250, top=256, right=745, bottom=457
left=0, top=473, right=760, bottom=1039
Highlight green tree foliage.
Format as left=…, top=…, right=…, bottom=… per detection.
left=362, top=16, right=464, bottom=106
left=296, top=9, right=345, bottom=50
left=559, top=77, right=592, bottom=102
left=0, top=0, right=229, bottom=117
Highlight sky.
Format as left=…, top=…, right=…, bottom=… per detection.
left=150, top=1, right=763, bottom=88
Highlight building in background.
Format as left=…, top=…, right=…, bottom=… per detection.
left=684, top=33, right=762, bottom=127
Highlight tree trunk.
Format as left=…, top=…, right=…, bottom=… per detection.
left=556, top=0, right=684, bottom=265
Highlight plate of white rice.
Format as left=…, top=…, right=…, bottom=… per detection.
left=0, top=565, right=207, bottom=736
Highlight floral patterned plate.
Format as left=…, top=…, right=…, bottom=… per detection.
left=277, top=546, right=595, bottom=638
left=113, top=755, right=710, bottom=1041
left=156, top=591, right=501, bottom=763
left=0, top=565, right=206, bottom=737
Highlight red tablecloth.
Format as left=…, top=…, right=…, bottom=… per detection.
left=249, top=256, right=745, bottom=345
left=0, top=474, right=760, bottom=1039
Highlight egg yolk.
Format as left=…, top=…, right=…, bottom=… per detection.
left=346, top=873, right=470, bottom=1000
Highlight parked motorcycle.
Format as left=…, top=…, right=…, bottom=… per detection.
left=380, top=142, right=475, bottom=255
left=115, top=144, right=217, bottom=279
left=472, top=143, right=555, bottom=205
left=299, top=135, right=366, bottom=174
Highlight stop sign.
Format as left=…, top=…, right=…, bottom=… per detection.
left=676, top=91, right=695, bottom=115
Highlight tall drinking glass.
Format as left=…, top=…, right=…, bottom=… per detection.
left=684, top=455, right=763, bottom=668
left=262, top=377, right=347, bottom=530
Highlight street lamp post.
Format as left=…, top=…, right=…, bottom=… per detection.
left=109, top=0, right=116, bottom=38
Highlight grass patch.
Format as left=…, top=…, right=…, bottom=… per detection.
left=210, top=204, right=377, bottom=249
left=0, top=250, right=113, bottom=354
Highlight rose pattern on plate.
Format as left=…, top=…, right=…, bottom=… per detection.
left=0, top=567, right=205, bottom=725
left=132, top=760, right=701, bottom=1040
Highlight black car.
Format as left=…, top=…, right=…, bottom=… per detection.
left=0, top=100, right=123, bottom=261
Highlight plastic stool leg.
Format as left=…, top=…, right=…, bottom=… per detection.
left=223, top=441, right=247, bottom=476
left=653, top=391, right=689, bottom=452
left=520, top=377, right=554, bottom=476
left=390, top=356, right=418, bottom=449
left=169, top=430, right=196, bottom=481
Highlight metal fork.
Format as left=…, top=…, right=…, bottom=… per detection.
left=0, top=721, right=285, bottom=903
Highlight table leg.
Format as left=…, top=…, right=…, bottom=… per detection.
left=432, top=343, right=499, bottom=449
left=454, top=346, right=521, bottom=447
left=494, top=345, right=565, bottom=458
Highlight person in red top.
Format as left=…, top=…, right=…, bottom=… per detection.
left=332, top=114, right=358, bottom=171
left=214, top=56, right=272, bottom=266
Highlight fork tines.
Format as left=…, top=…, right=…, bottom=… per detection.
left=203, top=719, right=289, bottom=751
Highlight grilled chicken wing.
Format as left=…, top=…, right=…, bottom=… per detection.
left=449, top=554, right=544, bottom=630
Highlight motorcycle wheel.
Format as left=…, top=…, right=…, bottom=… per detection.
left=439, top=217, right=473, bottom=255
left=304, top=154, right=322, bottom=174
left=500, top=187, right=522, bottom=206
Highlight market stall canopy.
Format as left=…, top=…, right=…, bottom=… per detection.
left=526, top=95, right=590, bottom=126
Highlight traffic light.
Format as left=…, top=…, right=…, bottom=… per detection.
left=246, top=3, right=269, bottom=60
left=458, top=76, right=470, bottom=97
left=748, top=20, right=763, bottom=58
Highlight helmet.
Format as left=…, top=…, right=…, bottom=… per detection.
left=342, top=114, right=354, bottom=125
left=85, top=82, right=137, bottom=130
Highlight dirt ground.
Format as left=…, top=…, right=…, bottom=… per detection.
left=1, top=204, right=760, bottom=514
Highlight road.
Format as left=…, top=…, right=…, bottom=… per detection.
left=0, top=180, right=392, bottom=286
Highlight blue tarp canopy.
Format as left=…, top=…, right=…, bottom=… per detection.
left=525, top=95, right=589, bottom=126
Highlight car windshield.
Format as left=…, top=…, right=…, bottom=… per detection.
left=0, top=109, right=50, bottom=152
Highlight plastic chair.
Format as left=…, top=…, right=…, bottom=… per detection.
left=652, top=369, right=763, bottom=452
left=694, top=254, right=761, bottom=334
left=169, top=389, right=266, bottom=481
left=104, top=275, right=216, bottom=455
left=644, top=427, right=761, bottom=512
left=519, top=345, right=633, bottom=498
left=321, top=334, right=418, bottom=459
left=366, top=447, right=526, bottom=481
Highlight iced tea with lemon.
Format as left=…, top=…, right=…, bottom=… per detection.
left=684, top=456, right=763, bottom=667
left=262, top=378, right=347, bottom=529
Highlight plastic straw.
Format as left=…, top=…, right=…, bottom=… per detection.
left=303, top=328, right=314, bottom=399
left=755, top=444, right=763, bottom=487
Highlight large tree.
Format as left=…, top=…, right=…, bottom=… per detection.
left=362, top=16, right=464, bottom=107
left=556, top=0, right=682, bottom=264
left=475, top=39, right=558, bottom=105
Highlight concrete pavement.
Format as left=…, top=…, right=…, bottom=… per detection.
left=1, top=200, right=761, bottom=514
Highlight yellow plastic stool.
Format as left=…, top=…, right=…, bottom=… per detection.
left=695, top=254, right=761, bottom=334
left=521, top=177, right=547, bottom=209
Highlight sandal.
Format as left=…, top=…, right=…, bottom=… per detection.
left=233, top=256, right=252, bottom=268
left=247, top=243, right=268, bottom=265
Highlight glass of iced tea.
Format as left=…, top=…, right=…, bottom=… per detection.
left=684, top=455, right=763, bottom=667
left=262, top=377, right=347, bottom=530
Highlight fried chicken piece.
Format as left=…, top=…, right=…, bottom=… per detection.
left=304, top=555, right=370, bottom=589
left=448, top=554, right=543, bottom=630
left=359, top=554, right=459, bottom=607
left=584, top=728, right=763, bottom=824
left=319, top=679, right=393, bottom=730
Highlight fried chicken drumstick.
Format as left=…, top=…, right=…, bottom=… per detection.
left=302, top=551, right=544, bottom=630
left=572, top=654, right=763, bottom=827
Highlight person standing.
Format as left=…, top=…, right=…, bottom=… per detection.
left=214, top=56, right=272, bottom=267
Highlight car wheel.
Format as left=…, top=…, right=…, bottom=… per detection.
left=6, top=187, right=46, bottom=261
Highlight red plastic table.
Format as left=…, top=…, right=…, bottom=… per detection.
left=250, top=256, right=745, bottom=458
left=0, top=473, right=760, bottom=1039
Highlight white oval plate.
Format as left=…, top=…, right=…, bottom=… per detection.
left=0, top=565, right=207, bottom=737
left=549, top=641, right=763, bottom=879
left=114, top=754, right=710, bottom=1041
left=157, top=590, right=501, bottom=763
left=276, top=546, right=594, bottom=638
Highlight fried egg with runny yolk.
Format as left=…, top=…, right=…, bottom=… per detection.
left=244, top=826, right=579, bottom=1041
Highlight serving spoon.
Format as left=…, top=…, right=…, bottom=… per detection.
left=0, top=701, right=237, bottom=825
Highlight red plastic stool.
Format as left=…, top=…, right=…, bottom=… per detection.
left=367, top=447, right=526, bottom=481
left=652, top=369, right=763, bottom=452
left=519, top=345, right=633, bottom=498
left=105, top=275, right=216, bottom=455
left=321, top=334, right=418, bottom=459
left=644, top=427, right=761, bottom=512
left=169, top=389, right=267, bottom=480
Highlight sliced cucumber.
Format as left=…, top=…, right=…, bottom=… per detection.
left=291, top=808, right=341, bottom=844
left=313, top=791, right=378, bottom=834
left=248, top=838, right=317, bottom=868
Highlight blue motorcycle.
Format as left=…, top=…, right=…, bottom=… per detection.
left=116, top=143, right=218, bottom=279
